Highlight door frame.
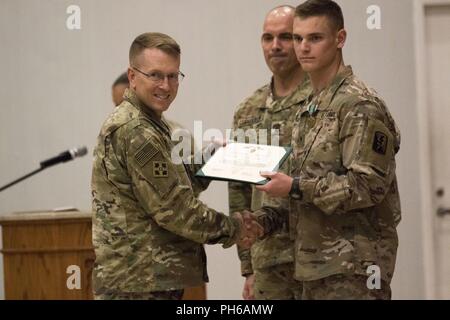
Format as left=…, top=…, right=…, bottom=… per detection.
left=413, top=0, right=450, bottom=299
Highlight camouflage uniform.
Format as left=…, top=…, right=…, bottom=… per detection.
left=228, top=78, right=311, bottom=299
left=91, top=89, right=242, bottom=299
left=164, top=118, right=203, bottom=196
left=95, top=289, right=184, bottom=300
left=301, top=274, right=391, bottom=300
left=259, top=66, right=401, bottom=299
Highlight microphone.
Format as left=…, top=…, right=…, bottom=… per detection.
left=40, top=146, right=88, bottom=168
left=0, top=146, right=89, bottom=193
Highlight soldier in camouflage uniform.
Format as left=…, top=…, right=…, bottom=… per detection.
left=228, top=6, right=311, bottom=300
left=254, top=0, right=401, bottom=299
left=111, top=72, right=129, bottom=107
left=91, top=32, right=260, bottom=300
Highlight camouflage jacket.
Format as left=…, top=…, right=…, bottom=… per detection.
left=260, top=66, right=401, bottom=283
left=228, top=77, right=311, bottom=275
left=91, top=89, right=241, bottom=294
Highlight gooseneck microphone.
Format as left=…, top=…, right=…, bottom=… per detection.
left=0, top=146, right=88, bottom=192
left=40, top=146, right=88, bottom=168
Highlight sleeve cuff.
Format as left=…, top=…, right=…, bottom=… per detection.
left=237, top=247, right=254, bottom=276
left=299, top=178, right=318, bottom=203
left=240, top=262, right=254, bottom=277
left=221, top=216, right=241, bottom=249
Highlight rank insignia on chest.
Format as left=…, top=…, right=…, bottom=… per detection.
left=372, top=131, right=388, bottom=155
left=153, top=161, right=169, bottom=177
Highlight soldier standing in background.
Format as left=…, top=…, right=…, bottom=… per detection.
left=111, top=72, right=129, bottom=107
left=228, top=6, right=310, bottom=300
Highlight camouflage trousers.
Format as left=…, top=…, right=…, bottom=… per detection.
left=254, top=262, right=302, bottom=300
left=95, top=289, right=184, bottom=300
left=301, top=274, right=391, bottom=300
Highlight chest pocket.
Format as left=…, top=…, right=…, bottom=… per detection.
left=297, top=111, right=341, bottom=176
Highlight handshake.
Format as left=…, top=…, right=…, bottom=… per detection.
left=232, top=210, right=265, bottom=249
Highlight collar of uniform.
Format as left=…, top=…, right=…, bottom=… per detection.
left=268, top=76, right=312, bottom=113
left=255, top=84, right=271, bottom=111
left=316, top=65, right=354, bottom=111
left=123, top=88, right=171, bottom=136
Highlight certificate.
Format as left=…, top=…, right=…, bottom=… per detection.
left=195, top=142, right=292, bottom=185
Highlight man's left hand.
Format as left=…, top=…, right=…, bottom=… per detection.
left=256, top=171, right=293, bottom=198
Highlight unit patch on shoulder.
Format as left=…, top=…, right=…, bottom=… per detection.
left=372, top=131, right=388, bottom=155
left=153, top=161, right=169, bottom=177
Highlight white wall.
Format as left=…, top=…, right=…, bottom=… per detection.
left=0, top=0, right=425, bottom=299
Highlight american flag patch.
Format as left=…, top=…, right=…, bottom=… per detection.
left=135, top=142, right=159, bottom=167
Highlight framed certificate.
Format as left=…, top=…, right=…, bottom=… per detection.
left=195, top=142, right=292, bottom=185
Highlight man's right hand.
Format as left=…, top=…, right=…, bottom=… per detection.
left=233, top=210, right=265, bottom=249
left=242, top=274, right=255, bottom=300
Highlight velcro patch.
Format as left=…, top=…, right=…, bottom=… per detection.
left=237, top=116, right=261, bottom=127
left=372, top=131, right=388, bottom=155
left=153, top=161, right=168, bottom=177
left=135, top=142, right=159, bottom=167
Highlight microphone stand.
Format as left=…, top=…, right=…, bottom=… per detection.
left=0, top=167, right=46, bottom=192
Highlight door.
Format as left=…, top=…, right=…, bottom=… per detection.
left=425, top=4, right=450, bottom=299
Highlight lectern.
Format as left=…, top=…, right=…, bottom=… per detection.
left=0, top=211, right=206, bottom=300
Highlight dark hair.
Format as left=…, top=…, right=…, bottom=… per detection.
left=112, top=72, right=129, bottom=87
left=129, top=32, right=180, bottom=66
left=295, top=0, right=344, bottom=31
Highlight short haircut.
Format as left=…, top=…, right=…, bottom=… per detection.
left=268, top=4, right=295, bottom=13
left=295, top=0, right=344, bottom=31
left=129, top=32, right=181, bottom=67
left=112, top=72, right=129, bottom=87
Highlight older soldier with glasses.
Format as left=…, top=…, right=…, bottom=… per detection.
left=91, top=32, right=263, bottom=300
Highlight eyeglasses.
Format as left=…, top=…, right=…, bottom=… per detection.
left=132, top=67, right=185, bottom=84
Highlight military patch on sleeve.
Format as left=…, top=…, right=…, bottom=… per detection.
left=372, top=131, right=388, bottom=155
left=153, top=161, right=169, bottom=177
left=135, top=142, right=159, bottom=167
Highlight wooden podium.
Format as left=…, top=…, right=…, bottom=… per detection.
left=0, top=211, right=206, bottom=300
